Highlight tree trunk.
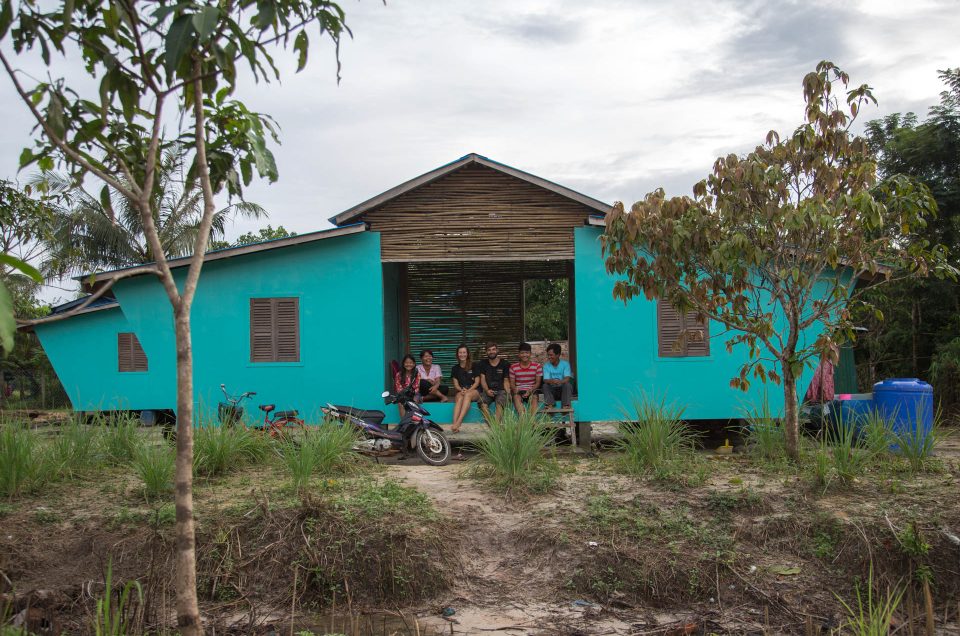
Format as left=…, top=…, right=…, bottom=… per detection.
left=173, top=308, right=201, bottom=635
left=782, top=367, right=800, bottom=461
left=911, top=298, right=919, bottom=377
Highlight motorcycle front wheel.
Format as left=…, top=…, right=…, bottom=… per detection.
left=414, top=428, right=451, bottom=466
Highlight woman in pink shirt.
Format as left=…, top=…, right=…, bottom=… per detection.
left=416, top=350, right=449, bottom=402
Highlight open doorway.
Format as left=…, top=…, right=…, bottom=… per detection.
left=385, top=261, right=575, bottom=375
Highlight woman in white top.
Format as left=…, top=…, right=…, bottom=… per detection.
left=416, top=349, right=449, bottom=402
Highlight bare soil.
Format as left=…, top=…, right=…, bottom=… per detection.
left=2, top=429, right=960, bottom=635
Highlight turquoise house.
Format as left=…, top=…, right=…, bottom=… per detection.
left=34, top=154, right=825, bottom=426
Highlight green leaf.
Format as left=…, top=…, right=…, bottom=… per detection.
left=163, top=14, right=196, bottom=77
left=0, top=254, right=43, bottom=283
left=246, top=131, right=278, bottom=182
left=771, top=565, right=801, bottom=576
left=294, top=30, right=308, bottom=72
left=18, top=148, right=35, bottom=169
left=191, top=6, right=220, bottom=42
left=0, top=280, right=14, bottom=354
left=0, top=0, right=13, bottom=39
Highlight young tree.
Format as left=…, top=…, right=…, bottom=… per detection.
left=1, top=2, right=349, bottom=632
left=0, top=180, right=49, bottom=353
left=601, top=62, right=954, bottom=460
left=36, top=144, right=266, bottom=277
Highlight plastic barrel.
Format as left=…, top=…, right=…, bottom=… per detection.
left=826, top=394, right=874, bottom=439
left=872, top=378, right=933, bottom=448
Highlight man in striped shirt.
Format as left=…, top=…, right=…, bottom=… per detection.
left=510, top=342, right=543, bottom=414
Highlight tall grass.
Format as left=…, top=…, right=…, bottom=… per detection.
left=193, top=423, right=271, bottom=477
left=132, top=444, right=175, bottom=502
left=740, top=397, right=785, bottom=462
left=93, top=560, right=144, bottom=636
left=892, top=403, right=943, bottom=472
left=0, top=424, right=54, bottom=499
left=616, top=392, right=695, bottom=473
left=826, top=414, right=871, bottom=485
left=835, top=567, right=904, bottom=636
left=859, top=410, right=894, bottom=459
left=279, top=421, right=360, bottom=492
left=49, top=420, right=100, bottom=478
left=98, top=415, right=143, bottom=466
left=470, top=409, right=558, bottom=494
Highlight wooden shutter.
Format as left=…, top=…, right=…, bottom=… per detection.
left=250, top=298, right=300, bottom=362
left=118, top=332, right=148, bottom=372
left=657, top=302, right=710, bottom=357
left=275, top=298, right=300, bottom=362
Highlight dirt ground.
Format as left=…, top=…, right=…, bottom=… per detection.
left=2, top=427, right=960, bottom=635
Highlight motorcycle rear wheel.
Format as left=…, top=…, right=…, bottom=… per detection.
left=415, top=428, right=451, bottom=466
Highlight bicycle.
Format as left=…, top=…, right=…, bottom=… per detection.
left=219, top=383, right=305, bottom=439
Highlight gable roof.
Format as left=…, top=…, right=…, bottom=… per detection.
left=328, top=153, right=612, bottom=227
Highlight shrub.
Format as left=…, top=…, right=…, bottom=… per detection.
left=469, top=409, right=558, bottom=494
left=132, top=444, right=175, bottom=502
left=279, top=421, right=360, bottom=492
left=0, top=424, right=53, bottom=499
left=616, top=392, right=695, bottom=472
left=193, top=423, right=271, bottom=477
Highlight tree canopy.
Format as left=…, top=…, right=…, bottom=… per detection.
left=602, top=61, right=954, bottom=459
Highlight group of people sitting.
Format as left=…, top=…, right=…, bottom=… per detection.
left=392, top=341, right=574, bottom=433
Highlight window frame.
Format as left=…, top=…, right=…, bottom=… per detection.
left=656, top=301, right=711, bottom=358
left=249, top=297, right=301, bottom=363
left=117, top=332, right=148, bottom=372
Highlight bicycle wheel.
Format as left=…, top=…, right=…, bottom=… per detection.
left=270, top=417, right=305, bottom=441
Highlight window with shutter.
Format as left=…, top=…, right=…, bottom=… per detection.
left=657, top=301, right=710, bottom=357
left=118, top=332, right=148, bottom=372
left=249, top=297, right=300, bottom=362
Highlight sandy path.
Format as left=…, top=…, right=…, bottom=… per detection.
left=385, top=462, right=638, bottom=635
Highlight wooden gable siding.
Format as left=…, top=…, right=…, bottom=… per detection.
left=361, top=163, right=597, bottom=262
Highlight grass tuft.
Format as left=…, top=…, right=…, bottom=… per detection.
left=279, top=420, right=360, bottom=492
left=98, top=415, right=143, bottom=466
left=193, top=423, right=271, bottom=477
left=740, top=397, right=785, bottom=462
left=468, top=409, right=558, bottom=494
left=891, top=403, right=943, bottom=472
left=49, top=420, right=101, bottom=478
left=0, top=424, right=54, bottom=499
left=132, top=443, right=175, bottom=502
left=616, top=392, right=696, bottom=473
left=834, top=566, right=904, bottom=636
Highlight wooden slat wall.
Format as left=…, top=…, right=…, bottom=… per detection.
left=362, top=164, right=598, bottom=262
left=405, top=261, right=568, bottom=370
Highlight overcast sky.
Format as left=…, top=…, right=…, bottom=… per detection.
left=3, top=0, right=960, bottom=259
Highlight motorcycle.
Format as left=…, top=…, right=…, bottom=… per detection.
left=321, top=389, right=451, bottom=466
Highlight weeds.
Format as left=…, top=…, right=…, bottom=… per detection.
left=740, top=397, right=785, bottom=462
left=826, top=416, right=871, bottom=485
left=132, top=444, right=175, bottom=502
left=93, top=560, right=143, bottom=636
left=859, top=410, right=893, bottom=459
left=616, top=392, right=695, bottom=473
left=49, top=420, right=100, bottom=478
left=468, top=410, right=558, bottom=494
left=0, top=424, right=53, bottom=498
left=892, top=404, right=943, bottom=472
left=194, top=423, right=271, bottom=477
left=98, top=415, right=143, bottom=465
left=279, top=421, right=360, bottom=491
left=834, top=566, right=904, bottom=636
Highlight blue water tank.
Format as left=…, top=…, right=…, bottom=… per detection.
left=872, top=378, right=933, bottom=445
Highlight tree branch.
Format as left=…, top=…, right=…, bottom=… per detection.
left=0, top=50, right=139, bottom=202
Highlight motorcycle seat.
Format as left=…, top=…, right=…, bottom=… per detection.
left=331, top=405, right=386, bottom=426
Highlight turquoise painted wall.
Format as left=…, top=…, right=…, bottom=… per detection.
left=573, top=226, right=820, bottom=421
left=34, top=306, right=161, bottom=410
left=40, top=232, right=385, bottom=421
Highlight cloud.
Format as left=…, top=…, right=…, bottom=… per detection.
left=484, top=13, right=584, bottom=45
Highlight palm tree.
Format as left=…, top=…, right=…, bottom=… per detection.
left=36, top=143, right=266, bottom=276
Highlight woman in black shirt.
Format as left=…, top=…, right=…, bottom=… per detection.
left=450, top=344, right=480, bottom=433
